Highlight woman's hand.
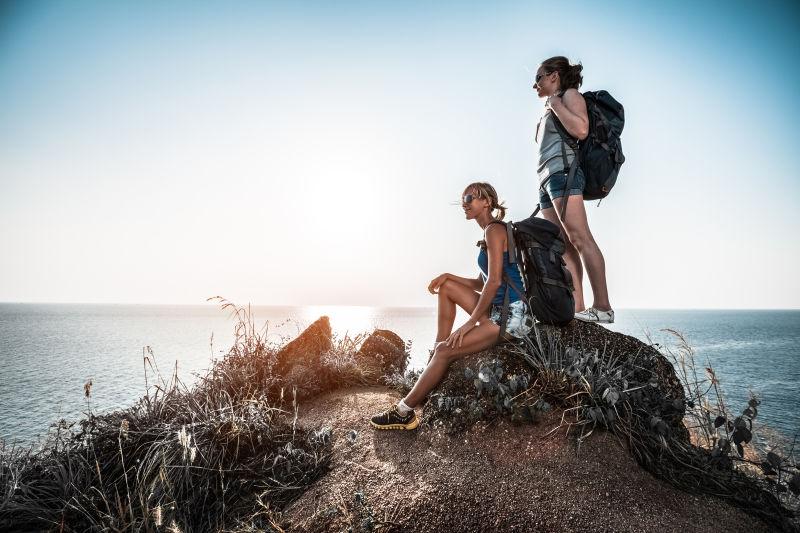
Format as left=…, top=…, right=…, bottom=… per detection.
left=446, top=320, right=476, bottom=348
left=546, top=93, right=563, bottom=112
left=428, top=273, right=449, bottom=294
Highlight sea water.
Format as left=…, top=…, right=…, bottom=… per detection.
left=0, top=304, right=797, bottom=444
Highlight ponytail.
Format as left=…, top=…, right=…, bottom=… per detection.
left=541, top=56, right=583, bottom=92
left=464, top=181, right=507, bottom=220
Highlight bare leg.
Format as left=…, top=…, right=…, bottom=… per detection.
left=552, top=194, right=611, bottom=311
left=541, top=206, right=586, bottom=312
left=403, top=319, right=500, bottom=408
left=435, top=279, right=480, bottom=342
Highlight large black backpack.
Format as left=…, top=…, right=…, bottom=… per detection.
left=491, top=217, right=575, bottom=331
left=577, top=91, right=625, bottom=200
left=536, top=90, right=625, bottom=219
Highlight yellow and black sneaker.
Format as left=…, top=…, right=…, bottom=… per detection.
left=370, top=405, right=419, bottom=430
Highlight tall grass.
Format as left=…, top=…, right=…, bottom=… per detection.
left=658, top=329, right=799, bottom=515
left=0, top=300, right=339, bottom=531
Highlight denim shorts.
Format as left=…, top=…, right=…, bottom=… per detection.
left=539, top=167, right=586, bottom=210
left=489, top=300, right=534, bottom=338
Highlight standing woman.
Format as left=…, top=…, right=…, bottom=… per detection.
left=533, top=56, right=614, bottom=323
left=370, top=183, right=532, bottom=430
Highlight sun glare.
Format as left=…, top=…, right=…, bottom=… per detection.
left=301, top=305, right=379, bottom=338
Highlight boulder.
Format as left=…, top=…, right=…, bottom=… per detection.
left=274, top=319, right=407, bottom=400
left=538, top=320, right=689, bottom=441
left=274, top=316, right=333, bottom=377
left=538, top=320, right=686, bottom=405
left=355, top=329, right=408, bottom=378
left=423, top=320, right=690, bottom=442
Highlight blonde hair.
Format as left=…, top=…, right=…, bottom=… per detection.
left=465, top=181, right=507, bottom=220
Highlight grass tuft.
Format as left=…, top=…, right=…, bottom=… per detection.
left=0, top=298, right=363, bottom=531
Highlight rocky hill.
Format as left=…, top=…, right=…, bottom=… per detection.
left=271, top=316, right=794, bottom=531
left=282, top=386, right=770, bottom=532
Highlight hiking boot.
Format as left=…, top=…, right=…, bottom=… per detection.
left=370, top=405, right=419, bottom=430
left=574, top=307, right=615, bottom=324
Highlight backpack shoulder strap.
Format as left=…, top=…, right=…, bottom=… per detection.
left=559, top=154, right=580, bottom=222
left=483, top=219, right=506, bottom=239
left=549, top=113, right=581, bottom=222
left=484, top=220, right=517, bottom=262
left=550, top=112, right=579, bottom=150
left=506, top=221, right=517, bottom=264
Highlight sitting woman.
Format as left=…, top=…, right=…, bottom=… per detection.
left=370, top=182, right=532, bottom=430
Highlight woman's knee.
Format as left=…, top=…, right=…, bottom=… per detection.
left=431, top=343, right=456, bottom=365
left=438, top=279, right=456, bottom=298
left=562, top=235, right=579, bottom=256
left=563, top=225, right=591, bottom=252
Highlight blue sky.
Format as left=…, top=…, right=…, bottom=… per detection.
left=1, top=0, right=798, bottom=308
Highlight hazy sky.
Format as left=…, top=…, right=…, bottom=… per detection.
left=1, top=0, right=798, bottom=308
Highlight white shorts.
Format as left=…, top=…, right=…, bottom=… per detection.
left=489, top=300, right=534, bottom=338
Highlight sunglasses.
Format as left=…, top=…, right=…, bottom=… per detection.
left=462, top=193, right=480, bottom=204
left=534, top=71, right=551, bottom=84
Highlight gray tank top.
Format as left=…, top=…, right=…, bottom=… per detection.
left=536, top=109, right=576, bottom=181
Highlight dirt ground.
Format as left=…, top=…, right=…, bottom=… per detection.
left=280, top=386, right=771, bottom=533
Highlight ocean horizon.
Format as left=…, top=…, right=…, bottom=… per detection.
left=1, top=303, right=798, bottom=445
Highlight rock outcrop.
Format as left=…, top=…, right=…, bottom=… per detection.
left=422, top=320, right=689, bottom=441
left=275, top=316, right=333, bottom=377
left=356, top=329, right=408, bottom=377
left=7, top=308, right=791, bottom=533
left=273, top=318, right=410, bottom=402
left=266, top=317, right=792, bottom=532
left=539, top=320, right=686, bottom=405
left=281, top=387, right=772, bottom=532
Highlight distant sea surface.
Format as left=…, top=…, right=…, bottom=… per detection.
left=1, top=304, right=798, bottom=444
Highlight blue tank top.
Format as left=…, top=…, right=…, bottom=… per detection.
left=477, top=248, right=525, bottom=305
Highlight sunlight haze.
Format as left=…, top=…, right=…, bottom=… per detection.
left=1, top=0, right=798, bottom=309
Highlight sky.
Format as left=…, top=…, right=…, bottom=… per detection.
left=1, top=0, right=799, bottom=309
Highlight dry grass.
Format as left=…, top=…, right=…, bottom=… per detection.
left=658, top=329, right=800, bottom=520
left=0, top=299, right=358, bottom=531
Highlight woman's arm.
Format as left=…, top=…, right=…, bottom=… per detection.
left=446, top=224, right=505, bottom=346
left=548, top=88, right=589, bottom=140
left=428, top=272, right=483, bottom=294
